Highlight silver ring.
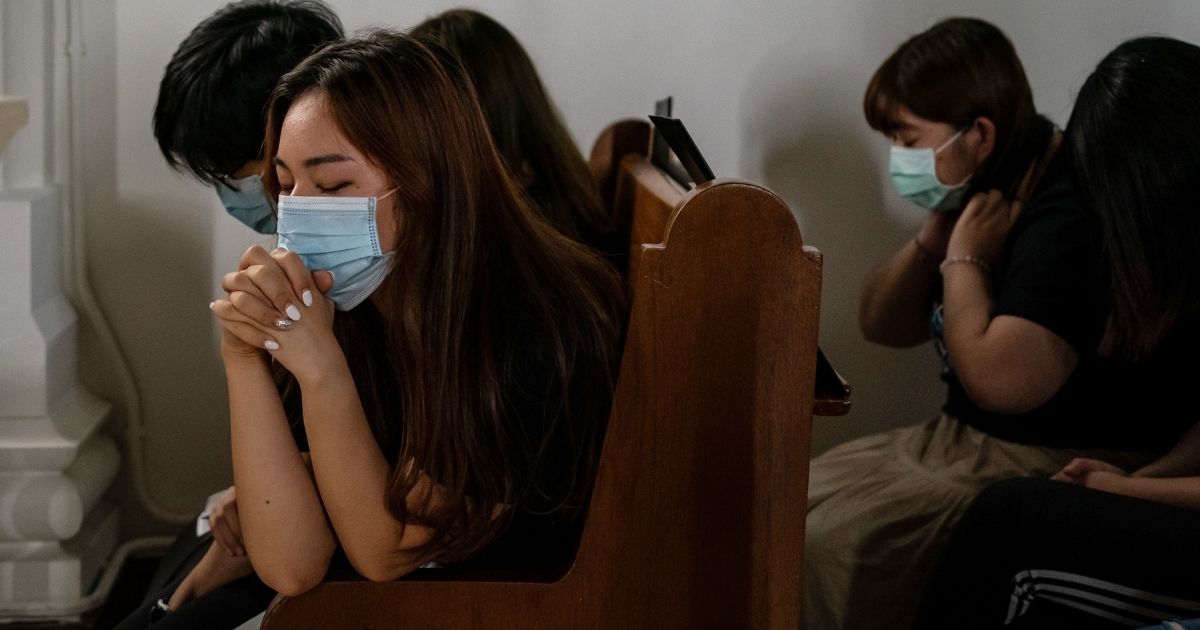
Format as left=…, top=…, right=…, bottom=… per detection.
left=274, top=317, right=293, bottom=331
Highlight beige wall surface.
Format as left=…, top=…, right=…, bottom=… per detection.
left=79, top=0, right=1200, bottom=532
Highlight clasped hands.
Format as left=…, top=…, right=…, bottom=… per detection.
left=210, top=245, right=340, bottom=384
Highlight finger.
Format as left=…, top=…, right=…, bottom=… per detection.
left=211, top=519, right=236, bottom=556
left=313, top=270, right=335, bottom=295
left=961, top=192, right=989, bottom=217
left=1061, top=459, right=1087, bottom=475
left=211, top=300, right=281, bottom=351
left=238, top=244, right=275, bottom=272
left=229, top=290, right=294, bottom=332
left=244, top=263, right=304, bottom=323
left=1009, top=200, right=1024, bottom=225
left=271, top=248, right=317, bottom=308
left=1050, top=471, right=1076, bottom=483
left=222, top=270, right=270, bottom=304
left=225, top=506, right=245, bottom=554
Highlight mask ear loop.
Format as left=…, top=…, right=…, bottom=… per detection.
left=934, top=127, right=973, bottom=188
left=377, top=187, right=399, bottom=202
left=934, top=127, right=968, bottom=154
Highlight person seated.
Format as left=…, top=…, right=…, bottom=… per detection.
left=913, top=36, right=1200, bottom=630
left=805, top=18, right=1182, bottom=630
left=153, top=0, right=343, bottom=233
left=411, top=9, right=621, bottom=260
left=116, top=31, right=625, bottom=630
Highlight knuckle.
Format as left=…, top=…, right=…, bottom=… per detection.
left=240, top=245, right=266, bottom=265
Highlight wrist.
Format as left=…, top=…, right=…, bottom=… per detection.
left=939, top=255, right=992, bottom=276
left=293, top=342, right=351, bottom=390
left=220, top=343, right=269, bottom=367
left=1087, top=471, right=1129, bottom=495
left=911, top=236, right=939, bottom=267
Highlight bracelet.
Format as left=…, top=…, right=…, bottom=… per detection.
left=939, top=255, right=992, bottom=276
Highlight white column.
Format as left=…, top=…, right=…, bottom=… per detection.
left=0, top=0, right=121, bottom=611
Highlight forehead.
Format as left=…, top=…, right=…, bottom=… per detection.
left=277, top=91, right=360, bottom=160
left=892, top=107, right=948, bottom=135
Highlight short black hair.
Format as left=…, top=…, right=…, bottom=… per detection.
left=153, top=0, right=343, bottom=184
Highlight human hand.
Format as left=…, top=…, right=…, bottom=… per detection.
left=945, top=190, right=1023, bottom=267
left=209, top=486, right=244, bottom=557
left=211, top=246, right=339, bottom=381
left=915, top=210, right=959, bottom=261
left=167, top=540, right=254, bottom=610
left=1052, top=457, right=1131, bottom=486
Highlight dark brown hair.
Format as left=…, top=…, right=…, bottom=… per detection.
left=864, top=17, right=1054, bottom=198
left=1068, top=37, right=1200, bottom=359
left=411, top=9, right=619, bottom=256
left=263, top=31, right=625, bottom=564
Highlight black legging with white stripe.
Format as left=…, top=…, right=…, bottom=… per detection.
left=913, top=476, right=1200, bottom=629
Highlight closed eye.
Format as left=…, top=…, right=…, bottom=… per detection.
left=317, top=182, right=352, bottom=194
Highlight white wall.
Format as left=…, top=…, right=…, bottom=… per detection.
left=80, top=0, right=1200, bottom=531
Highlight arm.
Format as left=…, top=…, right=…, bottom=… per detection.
left=222, top=248, right=450, bottom=582
left=1078, top=473, right=1200, bottom=512
left=941, top=191, right=1078, bottom=414
left=941, top=277, right=1078, bottom=414
left=1136, top=422, right=1200, bottom=478
left=859, top=213, right=956, bottom=347
left=212, top=246, right=339, bottom=596
left=294, top=350, right=440, bottom=582
left=223, top=352, right=336, bottom=596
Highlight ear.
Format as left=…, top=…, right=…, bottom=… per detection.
left=971, top=117, right=997, bottom=165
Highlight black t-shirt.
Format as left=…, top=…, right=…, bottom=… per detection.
left=935, top=152, right=1196, bottom=452
left=287, top=303, right=599, bottom=573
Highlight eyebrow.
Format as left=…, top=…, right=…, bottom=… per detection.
left=273, top=154, right=355, bottom=169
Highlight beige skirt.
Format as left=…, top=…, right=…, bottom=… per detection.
left=803, top=415, right=1155, bottom=630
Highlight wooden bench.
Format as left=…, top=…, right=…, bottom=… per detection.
left=262, top=120, right=833, bottom=629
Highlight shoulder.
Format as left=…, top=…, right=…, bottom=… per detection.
left=1012, top=151, right=1085, bottom=233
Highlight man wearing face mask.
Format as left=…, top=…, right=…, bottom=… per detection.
left=116, top=2, right=343, bottom=625
left=153, top=0, right=343, bottom=234
left=803, top=18, right=1159, bottom=630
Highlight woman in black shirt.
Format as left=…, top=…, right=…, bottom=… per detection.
left=914, top=36, right=1200, bottom=630
left=117, top=31, right=624, bottom=629
left=806, top=19, right=1176, bottom=630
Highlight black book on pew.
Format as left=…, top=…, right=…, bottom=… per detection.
left=648, top=103, right=851, bottom=412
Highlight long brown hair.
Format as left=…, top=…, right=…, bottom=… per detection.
left=411, top=9, right=619, bottom=256
left=263, top=31, right=625, bottom=564
left=864, top=17, right=1054, bottom=199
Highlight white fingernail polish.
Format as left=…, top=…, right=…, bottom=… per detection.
left=286, top=304, right=302, bottom=321
left=264, top=339, right=280, bottom=351
left=302, top=290, right=313, bottom=307
left=208, top=301, right=215, bottom=310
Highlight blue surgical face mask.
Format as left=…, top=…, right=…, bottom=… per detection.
left=215, top=174, right=277, bottom=234
left=276, top=189, right=397, bottom=311
left=889, top=129, right=971, bottom=212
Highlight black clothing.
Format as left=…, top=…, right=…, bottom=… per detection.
left=914, top=477, right=1200, bottom=629
left=936, top=153, right=1195, bottom=452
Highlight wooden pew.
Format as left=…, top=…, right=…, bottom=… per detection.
left=591, top=119, right=851, bottom=417
left=262, top=121, right=828, bottom=629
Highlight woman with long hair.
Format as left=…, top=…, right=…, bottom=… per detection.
left=806, top=18, right=1173, bottom=629
left=116, top=30, right=624, bottom=629
left=914, top=36, right=1200, bottom=630
left=412, top=9, right=620, bottom=259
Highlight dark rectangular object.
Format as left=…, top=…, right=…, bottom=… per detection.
left=648, top=114, right=716, bottom=185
